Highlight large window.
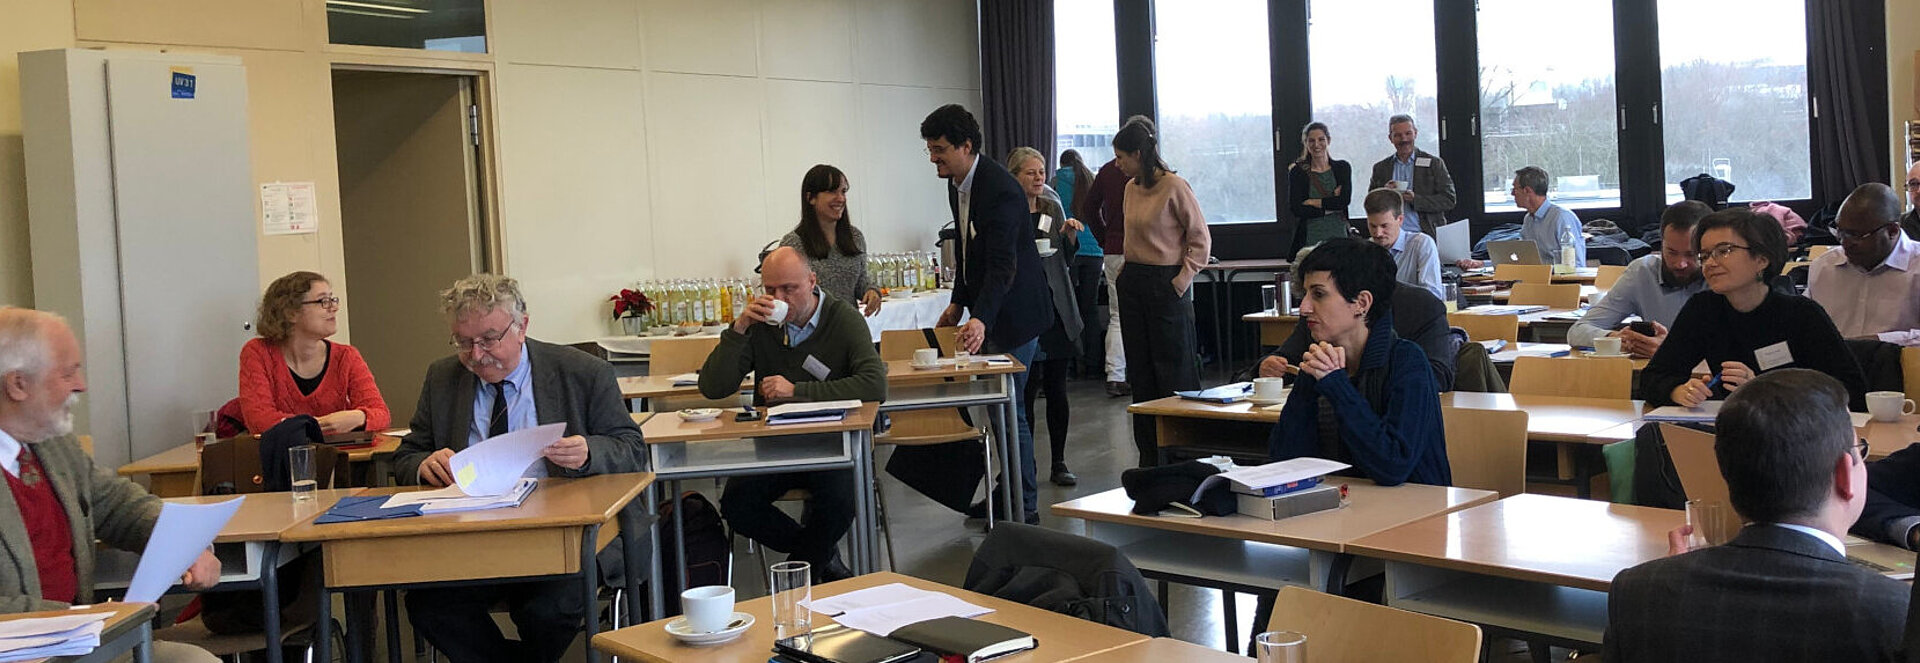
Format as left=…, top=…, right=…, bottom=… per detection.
left=1477, top=0, right=1619, bottom=212
left=1658, top=0, right=1810, bottom=203
left=1152, top=0, right=1275, bottom=224
left=328, top=0, right=487, bottom=52
left=1307, top=0, right=1439, bottom=220
left=1055, top=0, right=1120, bottom=171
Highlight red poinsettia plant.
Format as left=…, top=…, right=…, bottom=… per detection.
left=609, top=288, right=654, bottom=319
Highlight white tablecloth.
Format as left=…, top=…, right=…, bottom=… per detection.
left=597, top=289, right=955, bottom=357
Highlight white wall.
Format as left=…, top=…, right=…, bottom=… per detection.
left=492, top=0, right=982, bottom=343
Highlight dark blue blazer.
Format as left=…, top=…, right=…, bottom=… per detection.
left=946, top=156, right=1053, bottom=350
left=1267, top=312, right=1450, bottom=486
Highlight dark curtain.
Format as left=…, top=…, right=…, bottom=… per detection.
left=1807, top=0, right=1889, bottom=203
left=979, top=0, right=1055, bottom=166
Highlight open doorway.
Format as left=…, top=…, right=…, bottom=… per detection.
left=332, top=69, right=490, bottom=425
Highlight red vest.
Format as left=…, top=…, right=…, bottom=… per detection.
left=5, top=448, right=77, bottom=604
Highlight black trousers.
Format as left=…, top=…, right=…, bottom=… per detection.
left=720, top=468, right=856, bottom=566
left=1117, top=263, right=1201, bottom=466
left=1070, top=254, right=1106, bottom=370
left=1021, top=357, right=1073, bottom=464
left=405, top=578, right=584, bottom=663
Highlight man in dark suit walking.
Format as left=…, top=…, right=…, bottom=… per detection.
left=921, top=104, right=1052, bottom=524
left=1366, top=114, right=1456, bottom=236
left=394, top=273, right=646, bottom=663
left=1604, top=368, right=1908, bottom=663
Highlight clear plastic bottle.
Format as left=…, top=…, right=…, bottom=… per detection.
left=719, top=278, right=734, bottom=323
left=1559, top=223, right=1579, bottom=271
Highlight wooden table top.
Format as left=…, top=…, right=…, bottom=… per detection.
left=1862, top=413, right=1920, bottom=460
left=1127, top=395, right=1280, bottom=423
left=1440, top=392, right=1645, bottom=444
left=1050, top=483, right=1497, bottom=554
left=884, top=357, right=1027, bottom=380
left=618, top=374, right=723, bottom=400
left=0, top=602, right=155, bottom=662
left=1462, top=267, right=1597, bottom=284
left=639, top=402, right=878, bottom=444
left=1242, top=312, right=1300, bottom=323
left=166, top=489, right=358, bottom=542
left=1202, top=258, right=1291, bottom=272
left=278, top=472, right=653, bottom=542
left=591, top=572, right=1148, bottom=663
left=118, top=432, right=403, bottom=476
left=1089, top=638, right=1247, bottom=662
left=1347, top=493, right=1682, bottom=593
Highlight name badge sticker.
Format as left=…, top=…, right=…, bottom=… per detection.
left=1753, top=341, right=1794, bottom=372
left=802, top=355, right=831, bottom=380
left=1414, top=157, right=1432, bottom=167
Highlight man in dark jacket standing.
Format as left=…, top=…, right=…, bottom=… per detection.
left=923, top=104, right=1052, bottom=524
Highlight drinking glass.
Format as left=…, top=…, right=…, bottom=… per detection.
left=1442, top=282, right=1462, bottom=313
left=770, top=561, right=812, bottom=642
left=1261, top=284, right=1278, bottom=314
left=187, top=408, right=217, bottom=449
left=1686, top=499, right=1732, bottom=548
left=289, top=444, right=317, bottom=500
left=1255, top=631, right=1307, bottom=662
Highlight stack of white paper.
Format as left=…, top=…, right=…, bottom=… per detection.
left=766, top=400, right=861, bottom=426
left=384, top=478, right=539, bottom=514
left=0, top=611, right=112, bottom=661
left=1192, top=457, right=1350, bottom=503
left=801, top=583, right=993, bottom=636
left=668, top=372, right=700, bottom=387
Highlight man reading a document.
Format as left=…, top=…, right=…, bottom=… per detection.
left=394, top=274, right=645, bottom=663
left=700, top=248, right=886, bottom=582
left=0, top=307, right=219, bottom=663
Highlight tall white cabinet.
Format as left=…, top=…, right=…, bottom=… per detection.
left=20, top=49, right=258, bottom=468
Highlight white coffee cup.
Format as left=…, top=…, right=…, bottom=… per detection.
left=1252, top=377, right=1287, bottom=402
left=1593, top=336, right=1624, bottom=356
left=763, top=298, right=789, bottom=326
left=1035, top=238, right=1052, bottom=254
left=1387, top=180, right=1405, bottom=191
left=681, top=585, right=735, bottom=633
left=912, top=348, right=939, bottom=366
left=1866, top=390, right=1917, bottom=422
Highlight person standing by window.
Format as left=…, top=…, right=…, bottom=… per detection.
left=1287, top=122, right=1353, bottom=253
left=1055, top=149, right=1107, bottom=380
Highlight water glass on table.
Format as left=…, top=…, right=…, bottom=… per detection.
left=770, top=561, right=812, bottom=642
left=289, top=444, right=317, bottom=500
left=1686, top=499, right=1733, bottom=548
left=187, top=408, right=217, bottom=450
left=1255, top=631, right=1307, bottom=662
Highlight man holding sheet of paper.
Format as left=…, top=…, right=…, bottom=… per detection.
left=394, top=275, right=645, bottom=663
left=700, top=248, right=886, bottom=583
left=0, top=308, right=219, bottom=663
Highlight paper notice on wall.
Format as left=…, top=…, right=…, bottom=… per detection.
left=261, top=181, right=318, bottom=235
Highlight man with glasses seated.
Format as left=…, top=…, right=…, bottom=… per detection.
left=393, top=273, right=646, bottom=663
left=1807, top=183, right=1920, bottom=346
left=1899, top=162, right=1920, bottom=241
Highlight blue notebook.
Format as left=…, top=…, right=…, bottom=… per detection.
left=314, top=495, right=423, bottom=524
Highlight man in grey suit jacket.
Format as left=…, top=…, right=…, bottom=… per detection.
left=1604, top=369, right=1908, bottom=663
left=1367, top=115, right=1457, bottom=236
left=395, top=275, right=645, bottom=663
left=0, top=308, right=219, bottom=663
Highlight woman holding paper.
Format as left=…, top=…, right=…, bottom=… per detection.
left=1264, top=238, right=1448, bottom=487
left=238, top=271, right=391, bottom=434
left=1008, top=146, right=1085, bottom=486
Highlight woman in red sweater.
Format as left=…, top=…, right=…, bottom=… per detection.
left=238, top=271, right=391, bottom=434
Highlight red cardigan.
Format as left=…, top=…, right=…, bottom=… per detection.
left=237, top=337, right=392, bottom=433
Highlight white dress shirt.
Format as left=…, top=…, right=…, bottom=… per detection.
left=0, top=427, right=19, bottom=477
left=1806, top=234, right=1920, bottom=345
left=1770, top=523, right=1847, bottom=557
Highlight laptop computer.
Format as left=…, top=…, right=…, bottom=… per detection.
left=1436, top=219, right=1472, bottom=264
left=1486, top=240, right=1543, bottom=266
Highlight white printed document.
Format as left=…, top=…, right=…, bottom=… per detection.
left=450, top=423, right=564, bottom=496
left=800, top=583, right=993, bottom=636
left=125, top=498, right=244, bottom=603
left=0, top=611, right=110, bottom=660
left=1193, top=457, right=1350, bottom=503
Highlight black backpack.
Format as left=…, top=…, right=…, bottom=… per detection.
left=657, top=491, right=730, bottom=614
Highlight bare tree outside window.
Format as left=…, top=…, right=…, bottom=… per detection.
left=1659, top=0, right=1810, bottom=203
left=1153, top=0, right=1275, bottom=224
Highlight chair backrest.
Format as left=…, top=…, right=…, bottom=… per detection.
left=1594, top=265, right=1628, bottom=291
left=877, top=327, right=976, bottom=442
left=878, top=327, right=960, bottom=361
left=1447, top=313, right=1519, bottom=343
left=649, top=336, right=722, bottom=376
left=1441, top=407, right=1529, bottom=497
left=964, top=523, right=1170, bottom=637
left=1509, top=356, right=1633, bottom=399
left=198, top=436, right=349, bottom=495
left=1809, top=244, right=1838, bottom=261
left=1493, top=263, right=1552, bottom=284
left=1661, top=423, right=1729, bottom=506
left=1903, top=346, right=1920, bottom=404
left=1268, top=586, right=1482, bottom=662
left=1508, top=283, right=1581, bottom=309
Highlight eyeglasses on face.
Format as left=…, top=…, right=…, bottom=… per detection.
left=302, top=296, right=341, bottom=309
left=1835, top=222, right=1897, bottom=242
left=1693, top=243, right=1752, bottom=264
left=450, top=320, right=520, bottom=352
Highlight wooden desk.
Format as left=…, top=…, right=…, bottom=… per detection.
left=1489, top=285, right=1600, bottom=304
left=1080, top=637, right=1248, bottom=662
left=1862, top=413, right=1920, bottom=460
left=117, top=434, right=403, bottom=498
left=590, top=572, right=1148, bottom=663
left=1462, top=267, right=1597, bottom=284
left=1126, top=396, right=1277, bottom=465
left=1347, top=494, right=1680, bottom=648
left=617, top=374, right=736, bottom=410
left=0, top=603, right=156, bottom=663
left=283, top=473, right=655, bottom=663
left=1242, top=311, right=1298, bottom=347
left=882, top=359, right=1024, bottom=528
left=1439, top=392, right=1643, bottom=444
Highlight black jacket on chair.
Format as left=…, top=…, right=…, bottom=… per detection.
left=947, top=156, right=1053, bottom=351
left=963, top=523, right=1169, bottom=637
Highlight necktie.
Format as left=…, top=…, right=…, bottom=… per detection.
left=488, top=381, right=509, bottom=438
left=17, top=446, right=40, bottom=486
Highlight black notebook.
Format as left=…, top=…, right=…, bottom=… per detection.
left=773, top=624, right=922, bottom=663
left=888, top=616, right=1036, bottom=663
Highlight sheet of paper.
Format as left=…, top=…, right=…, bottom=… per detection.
left=830, top=594, right=994, bottom=637
left=124, top=498, right=243, bottom=603
left=0, top=611, right=110, bottom=640
left=767, top=400, right=862, bottom=416
left=450, top=422, right=564, bottom=496
left=803, top=582, right=931, bottom=615
left=669, top=372, right=700, bottom=386
left=382, top=484, right=474, bottom=508
left=0, top=621, right=103, bottom=653
left=1194, top=457, right=1350, bottom=502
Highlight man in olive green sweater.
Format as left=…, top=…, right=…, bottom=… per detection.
left=699, top=248, right=886, bottom=581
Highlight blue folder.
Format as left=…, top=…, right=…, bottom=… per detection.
left=314, top=495, right=423, bottom=524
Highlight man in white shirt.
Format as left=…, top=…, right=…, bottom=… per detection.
left=1569, top=201, right=1712, bottom=356
left=1362, top=188, right=1442, bottom=299
left=1807, top=183, right=1920, bottom=346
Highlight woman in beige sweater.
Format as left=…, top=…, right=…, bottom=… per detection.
left=1112, top=115, right=1211, bottom=466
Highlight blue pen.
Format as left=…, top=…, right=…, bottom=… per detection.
left=1704, top=374, right=1722, bottom=391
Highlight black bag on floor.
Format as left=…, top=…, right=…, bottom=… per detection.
left=658, top=491, right=729, bottom=615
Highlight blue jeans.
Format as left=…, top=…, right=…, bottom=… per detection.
left=992, top=337, right=1041, bottom=517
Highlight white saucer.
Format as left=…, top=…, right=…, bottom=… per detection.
left=1248, top=397, right=1286, bottom=407
left=1038, top=248, right=1058, bottom=257
left=910, top=361, right=941, bottom=370
left=1585, top=351, right=1630, bottom=358
left=664, top=612, right=753, bottom=646
left=677, top=408, right=722, bottom=422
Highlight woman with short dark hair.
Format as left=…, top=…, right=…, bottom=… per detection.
left=1265, top=238, right=1448, bottom=486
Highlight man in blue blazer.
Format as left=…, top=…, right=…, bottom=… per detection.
left=922, top=104, right=1052, bottom=523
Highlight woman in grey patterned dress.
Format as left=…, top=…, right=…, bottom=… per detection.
left=779, top=164, right=882, bottom=315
